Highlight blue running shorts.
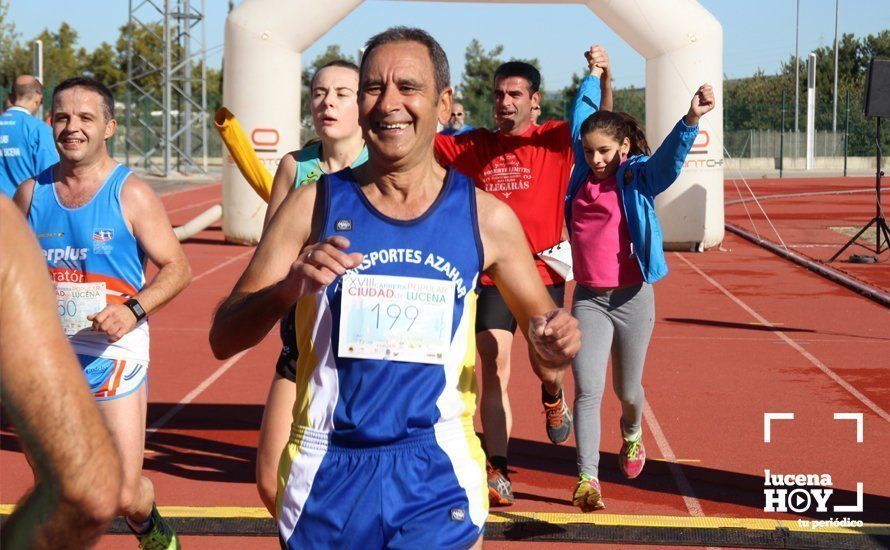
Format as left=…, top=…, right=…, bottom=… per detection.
left=77, top=354, right=147, bottom=401
left=277, top=421, right=487, bottom=549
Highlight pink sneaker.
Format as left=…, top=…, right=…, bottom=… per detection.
left=618, top=433, right=646, bottom=479
left=573, top=473, right=605, bottom=512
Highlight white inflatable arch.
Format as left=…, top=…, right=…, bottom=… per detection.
left=222, top=0, right=724, bottom=249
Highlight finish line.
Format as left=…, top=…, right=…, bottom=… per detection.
left=3, top=506, right=888, bottom=548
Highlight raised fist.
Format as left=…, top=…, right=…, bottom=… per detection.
left=685, top=83, right=715, bottom=125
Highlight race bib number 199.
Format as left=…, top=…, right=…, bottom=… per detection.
left=55, top=282, right=106, bottom=336
left=338, top=274, right=455, bottom=364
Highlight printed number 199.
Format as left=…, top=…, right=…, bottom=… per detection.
left=371, top=303, right=419, bottom=331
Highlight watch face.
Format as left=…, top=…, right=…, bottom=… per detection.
left=128, top=300, right=145, bottom=319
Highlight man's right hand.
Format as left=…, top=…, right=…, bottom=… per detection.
left=282, top=235, right=364, bottom=298
left=585, top=45, right=610, bottom=77
left=528, top=308, right=581, bottom=370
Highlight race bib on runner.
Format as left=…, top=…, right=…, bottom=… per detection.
left=338, top=274, right=455, bottom=364
left=55, top=282, right=106, bottom=336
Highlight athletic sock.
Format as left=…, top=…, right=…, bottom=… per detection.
left=541, top=384, right=562, bottom=405
left=127, top=515, right=153, bottom=535
left=489, top=455, right=509, bottom=477
left=620, top=419, right=642, bottom=441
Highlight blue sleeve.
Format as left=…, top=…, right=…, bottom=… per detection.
left=565, top=75, right=601, bottom=234
left=32, top=121, right=59, bottom=175
left=570, top=75, right=602, bottom=164
left=639, top=118, right=699, bottom=197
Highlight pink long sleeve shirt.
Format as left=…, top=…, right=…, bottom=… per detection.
left=570, top=174, right=644, bottom=289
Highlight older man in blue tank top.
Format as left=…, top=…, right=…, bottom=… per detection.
left=211, top=27, right=580, bottom=549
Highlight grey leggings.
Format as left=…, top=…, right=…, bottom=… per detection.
left=571, top=283, right=655, bottom=478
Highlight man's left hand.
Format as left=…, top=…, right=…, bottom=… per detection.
left=585, top=45, right=610, bottom=77
left=89, top=304, right=138, bottom=343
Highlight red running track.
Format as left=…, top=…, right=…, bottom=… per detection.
left=1, top=180, right=887, bottom=549
left=724, top=176, right=889, bottom=291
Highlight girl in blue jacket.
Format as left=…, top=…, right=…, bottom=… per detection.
left=566, top=82, right=715, bottom=512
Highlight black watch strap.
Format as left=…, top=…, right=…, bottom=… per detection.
left=124, top=298, right=146, bottom=321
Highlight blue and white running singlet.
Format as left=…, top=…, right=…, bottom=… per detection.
left=277, top=168, right=488, bottom=548
left=28, top=163, right=149, bottom=363
left=0, top=106, right=59, bottom=197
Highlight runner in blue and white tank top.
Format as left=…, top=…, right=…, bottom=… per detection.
left=254, top=59, right=368, bottom=516
left=14, top=76, right=191, bottom=550
left=272, top=167, right=487, bottom=547
left=28, top=163, right=151, bottom=397
left=210, top=28, right=581, bottom=549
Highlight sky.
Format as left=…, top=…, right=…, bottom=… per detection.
left=7, top=0, right=890, bottom=91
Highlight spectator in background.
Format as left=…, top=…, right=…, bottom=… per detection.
left=0, top=76, right=58, bottom=198
left=440, top=101, right=476, bottom=135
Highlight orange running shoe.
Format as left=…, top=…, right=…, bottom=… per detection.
left=543, top=395, right=573, bottom=444
left=486, top=461, right=515, bottom=506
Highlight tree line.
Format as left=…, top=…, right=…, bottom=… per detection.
left=1, top=0, right=886, bottom=156
left=0, top=1, right=222, bottom=115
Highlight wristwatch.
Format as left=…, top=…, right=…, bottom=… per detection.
left=123, top=298, right=147, bottom=321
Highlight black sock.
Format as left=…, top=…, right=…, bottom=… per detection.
left=542, top=384, right=562, bottom=404
left=490, top=455, right=509, bottom=477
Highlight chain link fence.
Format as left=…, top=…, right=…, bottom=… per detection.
left=724, top=93, right=888, bottom=165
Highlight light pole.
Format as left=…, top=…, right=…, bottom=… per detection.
left=32, top=40, right=43, bottom=120
left=794, top=0, right=801, bottom=158
left=806, top=52, right=816, bottom=170
left=832, top=0, right=840, bottom=134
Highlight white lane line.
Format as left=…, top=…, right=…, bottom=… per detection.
left=145, top=248, right=255, bottom=435
left=151, top=327, right=212, bottom=332
left=643, top=402, right=705, bottom=517
left=673, top=252, right=890, bottom=423
left=147, top=349, right=250, bottom=434
left=167, top=197, right=221, bottom=215
left=191, top=249, right=254, bottom=283
left=785, top=244, right=849, bottom=248
left=652, top=335, right=888, bottom=344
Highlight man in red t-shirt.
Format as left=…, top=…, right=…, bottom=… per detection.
left=435, top=49, right=611, bottom=506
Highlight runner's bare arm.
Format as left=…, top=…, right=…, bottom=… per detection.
left=210, top=183, right=363, bottom=359
left=88, top=176, right=193, bottom=343
left=11, top=178, right=36, bottom=216
left=0, top=197, right=121, bottom=549
left=263, top=150, right=298, bottom=229
left=476, top=190, right=580, bottom=370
